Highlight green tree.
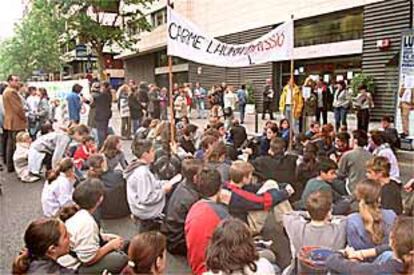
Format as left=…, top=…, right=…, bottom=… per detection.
left=0, top=0, right=63, bottom=80
left=57, top=0, right=153, bottom=79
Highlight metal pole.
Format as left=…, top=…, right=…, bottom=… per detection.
left=167, top=0, right=175, bottom=143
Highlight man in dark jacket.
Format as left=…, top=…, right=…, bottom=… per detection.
left=138, top=81, right=149, bottom=112
left=94, top=81, right=113, bottom=147
left=129, top=87, right=143, bottom=135
left=252, top=137, right=298, bottom=185
left=230, top=119, right=247, bottom=149
left=262, top=78, right=274, bottom=120
left=163, top=159, right=203, bottom=255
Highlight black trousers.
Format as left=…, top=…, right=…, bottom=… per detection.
left=4, top=130, right=18, bottom=172
left=357, top=109, right=370, bottom=132
left=262, top=101, right=274, bottom=120
left=316, top=107, right=328, bottom=125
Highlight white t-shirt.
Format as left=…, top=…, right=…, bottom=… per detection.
left=401, top=88, right=412, bottom=103
left=286, top=88, right=293, bottom=105
left=58, top=209, right=101, bottom=270
left=203, top=257, right=275, bottom=275
left=224, top=92, right=237, bottom=110
left=41, top=173, right=75, bottom=217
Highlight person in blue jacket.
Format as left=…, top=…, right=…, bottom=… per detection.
left=66, top=84, right=83, bottom=123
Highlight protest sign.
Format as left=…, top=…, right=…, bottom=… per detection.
left=167, top=7, right=293, bottom=67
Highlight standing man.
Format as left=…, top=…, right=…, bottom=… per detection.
left=279, top=77, right=303, bottom=131
left=3, top=75, right=27, bottom=172
left=67, top=84, right=83, bottom=124
left=236, top=84, right=248, bottom=124
left=262, top=78, right=274, bottom=120
left=95, top=81, right=113, bottom=147
left=194, top=82, right=207, bottom=119
left=399, top=84, right=413, bottom=137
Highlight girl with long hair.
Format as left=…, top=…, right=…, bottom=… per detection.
left=100, top=135, right=128, bottom=171
left=12, top=218, right=73, bottom=274
left=41, top=158, right=76, bottom=217
left=346, top=179, right=397, bottom=260
left=87, top=154, right=130, bottom=219
left=205, top=218, right=275, bottom=275
left=327, top=216, right=414, bottom=274
left=122, top=231, right=167, bottom=275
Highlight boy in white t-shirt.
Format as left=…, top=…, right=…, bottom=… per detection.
left=58, top=178, right=128, bottom=274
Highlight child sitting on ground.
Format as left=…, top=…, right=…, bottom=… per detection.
left=73, top=135, right=97, bottom=170
left=283, top=190, right=346, bottom=270
left=100, top=135, right=128, bottom=171
left=13, top=131, right=40, bottom=183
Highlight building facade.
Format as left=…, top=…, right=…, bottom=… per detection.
left=119, top=0, right=413, bottom=118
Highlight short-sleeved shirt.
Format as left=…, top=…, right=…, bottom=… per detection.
left=41, top=174, right=75, bottom=217
left=58, top=209, right=101, bottom=269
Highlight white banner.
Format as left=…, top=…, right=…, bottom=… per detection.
left=396, top=30, right=414, bottom=137
left=28, top=79, right=91, bottom=123
left=167, top=7, right=293, bottom=67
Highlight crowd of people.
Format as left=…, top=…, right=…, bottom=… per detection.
left=0, top=73, right=414, bottom=275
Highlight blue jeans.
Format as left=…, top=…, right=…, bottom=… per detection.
left=334, top=107, right=348, bottom=131
left=239, top=103, right=246, bottom=123
left=131, top=119, right=140, bottom=134
left=196, top=99, right=206, bottom=118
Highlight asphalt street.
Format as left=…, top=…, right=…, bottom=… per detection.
left=1, top=109, right=413, bottom=274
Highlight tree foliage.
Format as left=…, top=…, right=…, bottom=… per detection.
left=56, top=0, right=153, bottom=79
left=0, top=0, right=64, bottom=80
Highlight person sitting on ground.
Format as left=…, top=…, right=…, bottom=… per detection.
left=124, top=139, right=179, bottom=232
left=278, top=118, right=291, bottom=143
left=13, top=131, right=40, bottom=182
left=178, top=125, right=197, bottom=155
left=326, top=216, right=413, bottom=274
left=41, top=158, right=76, bottom=218
left=299, top=157, right=349, bottom=215
left=251, top=137, right=298, bottom=185
left=207, top=141, right=231, bottom=183
left=87, top=154, right=131, bottom=219
left=283, top=190, right=346, bottom=268
left=28, top=124, right=90, bottom=175
left=229, top=119, right=247, bottom=149
left=100, top=135, right=128, bottom=171
left=312, top=124, right=335, bottom=157
left=58, top=178, right=128, bottom=273
left=305, top=121, right=321, bottom=139
left=294, top=149, right=319, bottom=203
left=223, top=160, right=293, bottom=223
left=135, top=117, right=152, bottom=139
left=366, top=156, right=403, bottom=215
left=259, top=122, right=278, bottom=156
left=346, top=179, right=397, bottom=263
left=122, top=231, right=167, bottom=275
left=337, top=129, right=372, bottom=194
left=205, top=218, right=276, bottom=275
left=369, top=130, right=400, bottom=181
left=73, top=135, right=97, bottom=170
left=380, top=116, right=400, bottom=151
left=164, top=159, right=203, bottom=256
left=146, top=119, right=160, bottom=141
left=332, top=131, right=351, bottom=162
left=12, top=218, right=73, bottom=274
left=185, top=167, right=230, bottom=275
left=194, top=134, right=219, bottom=160
left=293, top=133, right=310, bottom=156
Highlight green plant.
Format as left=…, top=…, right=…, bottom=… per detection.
left=351, top=73, right=375, bottom=96
left=246, top=81, right=255, bottom=104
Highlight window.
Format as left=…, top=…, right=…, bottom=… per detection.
left=294, top=8, right=363, bottom=47
left=155, top=50, right=186, bottom=67
left=151, top=8, right=167, bottom=28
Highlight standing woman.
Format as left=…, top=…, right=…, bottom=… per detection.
left=148, top=86, right=161, bottom=119
left=315, top=79, right=329, bottom=125
left=354, top=84, right=374, bottom=132
left=332, top=80, right=351, bottom=132
left=117, top=84, right=132, bottom=140
left=95, top=81, right=113, bottom=147
left=12, top=218, right=73, bottom=274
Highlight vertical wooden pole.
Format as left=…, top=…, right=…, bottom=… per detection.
left=167, top=0, right=175, bottom=143
left=288, top=14, right=294, bottom=152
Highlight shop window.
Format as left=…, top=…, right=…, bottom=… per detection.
left=294, top=8, right=363, bottom=47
